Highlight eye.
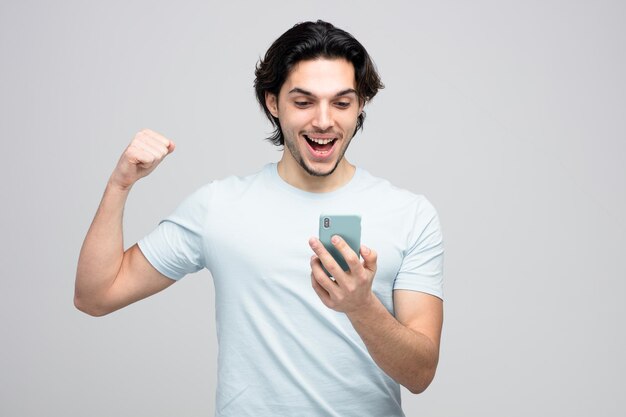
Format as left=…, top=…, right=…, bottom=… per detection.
left=335, top=102, right=351, bottom=109
left=294, top=101, right=311, bottom=108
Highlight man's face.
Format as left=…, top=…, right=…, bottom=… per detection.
left=266, top=58, right=364, bottom=177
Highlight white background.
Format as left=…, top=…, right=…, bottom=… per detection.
left=1, top=1, right=624, bottom=415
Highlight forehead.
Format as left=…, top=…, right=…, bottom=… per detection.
left=281, top=58, right=356, bottom=96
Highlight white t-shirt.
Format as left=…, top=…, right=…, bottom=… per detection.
left=138, top=162, right=444, bottom=417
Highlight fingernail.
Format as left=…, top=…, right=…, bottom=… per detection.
left=332, top=235, right=340, bottom=244
left=362, top=246, right=370, bottom=255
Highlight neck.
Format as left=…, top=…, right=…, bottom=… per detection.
left=277, top=156, right=356, bottom=193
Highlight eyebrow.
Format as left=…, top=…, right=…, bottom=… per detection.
left=287, top=87, right=357, bottom=98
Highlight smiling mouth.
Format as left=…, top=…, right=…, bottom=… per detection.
left=303, top=134, right=337, bottom=153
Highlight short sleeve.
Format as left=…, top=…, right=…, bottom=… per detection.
left=137, top=184, right=210, bottom=280
left=393, top=197, right=444, bottom=299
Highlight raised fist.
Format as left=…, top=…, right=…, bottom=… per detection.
left=109, top=129, right=176, bottom=190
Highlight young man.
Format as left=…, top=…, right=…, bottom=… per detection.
left=75, top=20, right=444, bottom=417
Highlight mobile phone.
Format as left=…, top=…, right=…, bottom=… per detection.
left=318, top=214, right=362, bottom=277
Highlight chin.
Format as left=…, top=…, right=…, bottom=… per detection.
left=301, top=159, right=340, bottom=177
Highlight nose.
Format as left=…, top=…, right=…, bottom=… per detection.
left=312, top=102, right=334, bottom=131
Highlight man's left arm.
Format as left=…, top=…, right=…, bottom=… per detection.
left=309, top=236, right=443, bottom=394
left=347, top=289, right=442, bottom=394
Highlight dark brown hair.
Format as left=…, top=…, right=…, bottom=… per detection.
left=254, top=20, right=384, bottom=146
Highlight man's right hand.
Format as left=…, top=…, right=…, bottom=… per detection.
left=109, top=128, right=176, bottom=190
left=75, top=128, right=177, bottom=316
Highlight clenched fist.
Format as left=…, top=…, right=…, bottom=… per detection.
left=109, top=129, right=176, bottom=190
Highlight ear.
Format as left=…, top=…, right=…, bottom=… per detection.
left=358, top=99, right=365, bottom=116
left=265, top=92, right=279, bottom=118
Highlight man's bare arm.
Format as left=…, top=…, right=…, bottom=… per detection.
left=309, top=236, right=443, bottom=394
left=74, top=129, right=176, bottom=316
left=345, top=290, right=442, bottom=394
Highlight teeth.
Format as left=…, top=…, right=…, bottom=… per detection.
left=306, top=136, right=335, bottom=145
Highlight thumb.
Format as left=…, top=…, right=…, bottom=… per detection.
left=360, top=245, right=377, bottom=273
left=167, top=140, right=176, bottom=154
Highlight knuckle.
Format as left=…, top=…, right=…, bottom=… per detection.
left=345, top=253, right=358, bottom=264
left=135, top=135, right=148, bottom=146
left=125, top=145, right=140, bottom=158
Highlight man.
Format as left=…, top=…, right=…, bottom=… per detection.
left=75, top=20, right=444, bottom=417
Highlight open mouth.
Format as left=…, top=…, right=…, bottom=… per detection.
left=303, top=134, right=337, bottom=157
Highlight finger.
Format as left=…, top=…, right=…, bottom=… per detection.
left=308, top=237, right=345, bottom=282
left=330, top=235, right=363, bottom=273
left=311, top=271, right=333, bottom=308
left=310, top=255, right=339, bottom=294
left=128, top=143, right=163, bottom=166
left=135, top=135, right=170, bottom=159
left=361, top=245, right=378, bottom=274
left=126, top=145, right=159, bottom=166
left=137, top=129, right=176, bottom=154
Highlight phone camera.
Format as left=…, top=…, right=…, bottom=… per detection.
left=323, top=217, right=330, bottom=228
